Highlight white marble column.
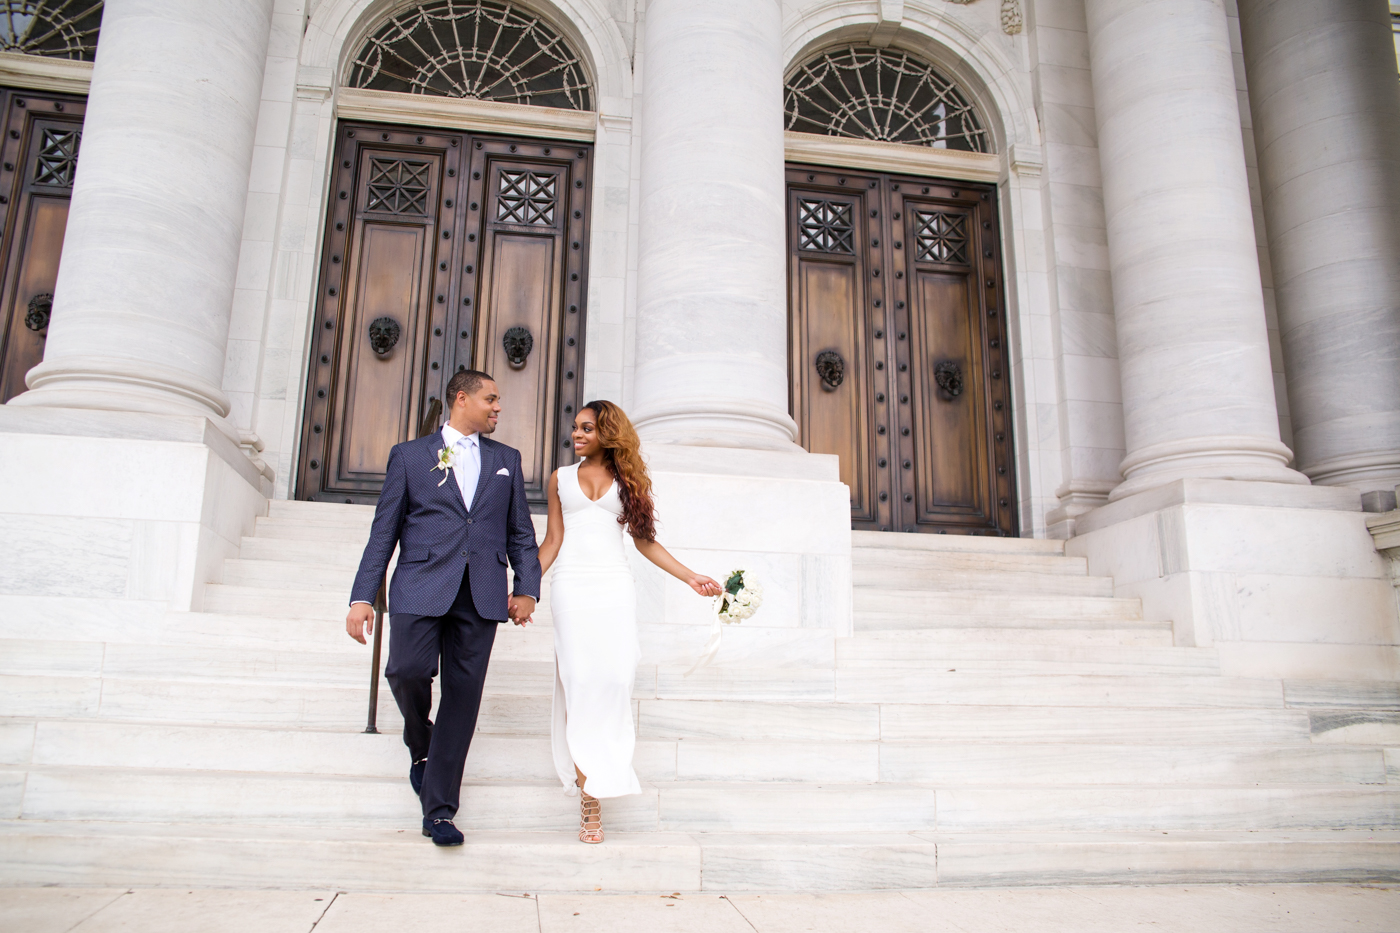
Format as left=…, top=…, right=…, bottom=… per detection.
left=1084, top=0, right=1307, bottom=500
left=630, top=0, right=800, bottom=450
left=1237, top=0, right=1400, bottom=494
left=8, top=0, right=274, bottom=440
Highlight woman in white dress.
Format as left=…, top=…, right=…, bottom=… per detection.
left=535, top=400, right=721, bottom=843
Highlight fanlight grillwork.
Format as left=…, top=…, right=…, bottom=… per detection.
left=0, top=0, right=102, bottom=60
left=349, top=0, right=592, bottom=111
left=785, top=46, right=988, bottom=152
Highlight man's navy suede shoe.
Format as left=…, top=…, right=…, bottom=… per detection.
left=409, top=758, right=426, bottom=796
left=422, top=817, right=464, bottom=846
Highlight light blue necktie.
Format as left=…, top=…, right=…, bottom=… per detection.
left=457, top=435, right=480, bottom=511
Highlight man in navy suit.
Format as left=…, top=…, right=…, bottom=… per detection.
left=346, top=369, right=542, bottom=847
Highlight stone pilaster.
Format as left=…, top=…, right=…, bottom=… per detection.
left=8, top=0, right=275, bottom=444
left=630, top=0, right=799, bottom=450
left=1083, top=0, right=1306, bottom=501
left=1238, top=0, right=1400, bottom=494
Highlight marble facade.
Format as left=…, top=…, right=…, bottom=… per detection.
left=0, top=0, right=1396, bottom=677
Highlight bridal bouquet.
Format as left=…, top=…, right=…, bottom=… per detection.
left=716, top=569, right=763, bottom=624
left=687, top=568, right=762, bottom=676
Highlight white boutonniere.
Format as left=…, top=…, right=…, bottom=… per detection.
left=433, top=447, right=453, bottom=486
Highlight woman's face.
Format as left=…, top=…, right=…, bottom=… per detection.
left=572, top=408, right=602, bottom=458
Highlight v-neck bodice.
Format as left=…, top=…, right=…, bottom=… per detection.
left=553, top=461, right=630, bottom=575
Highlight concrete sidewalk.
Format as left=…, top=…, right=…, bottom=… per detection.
left=2, top=885, right=1397, bottom=932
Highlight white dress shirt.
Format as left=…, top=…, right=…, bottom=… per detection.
left=441, top=423, right=481, bottom=512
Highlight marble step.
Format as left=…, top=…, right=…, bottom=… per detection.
left=238, top=536, right=368, bottom=568
left=833, top=671, right=1285, bottom=707
left=837, top=638, right=1220, bottom=675
left=852, top=547, right=1088, bottom=575
left=14, top=721, right=1384, bottom=785
left=247, top=519, right=374, bottom=543
left=854, top=589, right=1143, bottom=621
left=854, top=625, right=1175, bottom=647
left=221, top=559, right=360, bottom=592
left=851, top=531, right=1064, bottom=555
left=9, top=767, right=1398, bottom=832
left=854, top=612, right=1166, bottom=635
left=0, top=623, right=833, bottom=686
left=267, top=500, right=378, bottom=522
left=853, top=568, right=1114, bottom=596
left=3, top=821, right=1397, bottom=891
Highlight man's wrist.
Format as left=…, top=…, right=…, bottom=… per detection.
left=350, top=600, right=373, bottom=607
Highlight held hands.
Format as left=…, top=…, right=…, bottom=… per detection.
left=508, top=594, right=536, bottom=626
left=345, top=603, right=375, bottom=644
left=688, top=574, right=723, bottom=598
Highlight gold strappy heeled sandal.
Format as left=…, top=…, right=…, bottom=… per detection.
left=578, top=785, right=603, bottom=844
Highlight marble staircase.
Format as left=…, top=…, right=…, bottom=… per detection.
left=1, top=501, right=1397, bottom=891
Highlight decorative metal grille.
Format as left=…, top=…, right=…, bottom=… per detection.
left=497, top=170, right=556, bottom=225
left=349, top=0, right=592, bottom=111
left=0, top=0, right=101, bottom=60
left=33, top=127, right=79, bottom=187
left=798, top=199, right=854, bottom=254
left=785, top=46, right=988, bottom=152
left=914, top=210, right=968, bottom=264
left=365, top=158, right=431, bottom=214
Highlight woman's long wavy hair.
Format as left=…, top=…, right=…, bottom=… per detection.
left=581, top=399, right=656, bottom=542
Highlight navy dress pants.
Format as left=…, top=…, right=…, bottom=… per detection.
left=385, top=564, right=499, bottom=821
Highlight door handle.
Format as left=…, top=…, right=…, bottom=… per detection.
left=503, top=325, right=533, bottom=368
left=815, top=349, right=844, bottom=390
left=24, top=292, right=52, bottom=332
left=368, top=316, right=401, bottom=356
left=934, top=360, right=963, bottom=399
left=418, top=396, right=443, bottom=438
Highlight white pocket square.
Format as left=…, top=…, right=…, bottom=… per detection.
left=496, top=467, right=510, bottom=476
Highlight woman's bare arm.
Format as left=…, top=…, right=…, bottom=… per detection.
left=537, top=470, right=565, bottom=575
left=634, top=537, right=722, bottom=597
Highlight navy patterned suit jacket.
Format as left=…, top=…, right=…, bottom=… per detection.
left=349, top=431, right=542, bottom=621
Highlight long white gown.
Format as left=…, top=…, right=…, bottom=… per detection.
left=550, top=461, right=642, bottom=799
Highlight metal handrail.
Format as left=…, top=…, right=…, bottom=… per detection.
left=365, top=403, right=441, bottom=733
left=364, top=581, right=387, bottom=734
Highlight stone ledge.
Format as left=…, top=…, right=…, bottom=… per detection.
left=1075, top=478, right=1361, bottom=535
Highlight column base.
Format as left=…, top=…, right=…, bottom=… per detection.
left=1068, top=478, right=1399, bottom=679
left=628, top=443, right=852, bottom=640
left=12, top=355, right=243, bottom=448
left=1109, top=435, right=1308, bottom=502
left=632, top=398, right=804, bottom=453
left=0, top=406, right=268, bottom=612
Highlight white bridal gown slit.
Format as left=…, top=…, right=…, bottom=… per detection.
left=550, top=461, right=642, bottom=799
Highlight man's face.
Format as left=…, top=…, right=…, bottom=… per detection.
left=453, top=379, right=500, bottom=435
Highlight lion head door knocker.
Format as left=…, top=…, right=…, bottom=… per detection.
left=815, top=350, right=845, bottom=391
left=367, top=316, right=401, bottom=357
left=24, top=292, right=53, bottom=334
left=934, top=360, right=964, bottom=399
left=502, top=326, right=533, bottom=369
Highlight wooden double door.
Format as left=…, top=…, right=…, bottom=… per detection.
left=787, top=166, right=1016, bottom=535
left=0, top=88, right=85, bottom=403
left=297, top=122, right=591, bottom=505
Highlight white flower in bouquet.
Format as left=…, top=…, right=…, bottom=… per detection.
left=716, top=569, right=763, bottom=624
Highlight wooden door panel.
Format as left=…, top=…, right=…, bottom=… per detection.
left=911, top=272, right=986, bottom=516
left=477, top=233, right=557, bottom=488
left=0, top=195, right=67, bottom=401
left=297, top=124, right=591, bottom=505
left=0, top=92, right=85, bottom=404
left=796, top=259, right=871, bottom=517
left=787, top=165, right=1016, bottom=535
left=334, top=223, right=430, bottom=483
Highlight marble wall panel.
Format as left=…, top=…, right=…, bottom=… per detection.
left=0, top=721, right=34, bottom=764
left=0, top=515, right=129, bottom=598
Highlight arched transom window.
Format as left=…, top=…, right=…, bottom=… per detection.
left=785, top=46, right=988, bottom=153
left=0, top=0, right=102, bottom=60
left=349, top=0, right=592, bottom=111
